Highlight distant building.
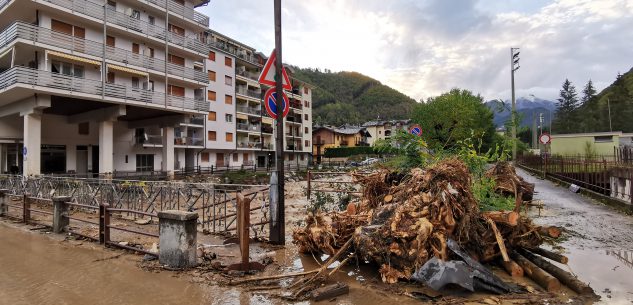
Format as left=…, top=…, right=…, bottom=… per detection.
left=550, top=131, right=621, bottom=156
left=360, top=119, right=412, bottom=146
left=312, top=125, right=370, bottom=163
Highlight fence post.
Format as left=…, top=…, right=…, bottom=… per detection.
left=306, top=170, right=312, bottom=200
left=158, top=210, right=198, bottom=268
left=22, top=194, right=30, bottom=224
left=0, top=189, right=8, bottom=217
left=99, top=203, right=110, bottom=245
left=211, top=165, right=214, bottom=174
left=52, top=196, right=71, bottom=234
left=543, top=155, right=547, bottom=179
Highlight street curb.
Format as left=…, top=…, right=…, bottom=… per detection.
left=517, top=164, right=633, bottom=216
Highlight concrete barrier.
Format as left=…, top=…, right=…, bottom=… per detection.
left=158, top=210, right=198, bottom=268
left=52, top=196, right=71, bottom=233
left=0, top=189, right=8, bottom=217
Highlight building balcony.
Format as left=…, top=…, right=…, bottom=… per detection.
left=236, top=105, right=261, bottom=116
left=144, top=0, right=210, bottom=27
left=285, top=132, right=303, bottom=138
left=262, top=125, right=274, bottom=134
left=39, top=0, right=208, bottom=55
left=0, top=22, right=207, bottom=84
left=237, top=123, right=261, bottom=132
left=285, top=116, right=302, bottom=124
left=134, top=134, right=162, bottom=146
left=175, top=137, right=203, bottom=147
left=181, top=116, right=205, bottom=126
left=237, top=142, right=273, bottom=150
left=285, top=145, right=303, bottom=151
left=0, top=66, right=208, bottom=113
left=236, top=86, right=261, bottom=99
left=236, top=69, right=260, bottom=81
left=208, top=41, right=261, bottom=66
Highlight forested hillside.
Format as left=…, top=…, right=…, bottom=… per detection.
left=291, top=68, right=417, bottom=126
left=553, top=67, right=633, bottom=133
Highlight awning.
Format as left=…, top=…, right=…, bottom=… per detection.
left=47, top=50, right=101, bottom=66
left=107, top=64, right=148, bottom=77
left=236, top=113, right=248, bottom=120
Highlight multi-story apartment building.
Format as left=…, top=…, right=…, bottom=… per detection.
left=202, top=30, right=313, bottom=169
left=0, top=0, right=211, bottom=177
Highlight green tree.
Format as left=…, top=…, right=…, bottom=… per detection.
left=607, top=73, right=633, bottom=132
left=581, top=79, right=597, bottom=105
left=552, top=79, right=579, bottom=133
left=412, top=89, right=496, bottom=152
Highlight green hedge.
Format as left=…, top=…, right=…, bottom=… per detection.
left=324, top=146, right=377, bottom=158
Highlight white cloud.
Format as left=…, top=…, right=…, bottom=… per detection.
left=198, top=0, right=633, bottom=101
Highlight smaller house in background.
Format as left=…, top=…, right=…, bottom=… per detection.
left=550, top=131, right=622, bottom=156
left=312, top=125, right=370, bottom=163
left=362, top=119, right=412, bottom=146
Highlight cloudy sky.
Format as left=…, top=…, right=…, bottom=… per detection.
left=198, top=0, right=633, bottom=102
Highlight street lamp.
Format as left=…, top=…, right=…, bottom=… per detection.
left=510, top=47, right=520, bottom=161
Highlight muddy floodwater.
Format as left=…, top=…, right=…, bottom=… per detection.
left=520, top=169, right=633, bottom=304
left=0, top=223, right=216, bottom=305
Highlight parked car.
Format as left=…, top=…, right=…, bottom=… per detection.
left=359, top=158, right=379, bottom=166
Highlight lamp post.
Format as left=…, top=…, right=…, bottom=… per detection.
left=510, top=48, right=520, bottom=160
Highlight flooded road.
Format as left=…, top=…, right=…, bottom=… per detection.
left=0, top=223, right=215, bottom=305
left=519, top=169, right=633, bottom=304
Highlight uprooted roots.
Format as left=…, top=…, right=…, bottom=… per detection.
left=293, top=158, right=542, bottom=283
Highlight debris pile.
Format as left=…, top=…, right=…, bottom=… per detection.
left=291, top=158, right=596, bottom=299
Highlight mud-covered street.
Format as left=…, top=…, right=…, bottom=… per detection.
left=519, top=169, right=633, bottom=304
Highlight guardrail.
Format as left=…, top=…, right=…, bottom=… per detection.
left=236, top=106, right=261, bottom=115
left=0, top=66, right=208, bottom=112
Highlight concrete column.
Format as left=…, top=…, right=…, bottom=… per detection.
left=162, top=127, right=175, bottom=180
left=98, top=121, right=114, bottom=178
left=0, top=189, right=8, bottom=217
left=0, top=144, right=5, bottom=174
left=23, top=113, right=42, bottom=176
left=52, top=196, right=71, bottom=233
left=158, top=210, right=198, bottom=268
left=185, top=149, right=196, bottom=171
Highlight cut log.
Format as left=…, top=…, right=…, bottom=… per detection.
left=520, top=249, right=594, bottom=295
left=485, top=217, right=509, bottom=262
left=511, top=252, right=560, bottom=292
left=537, top=226, right=562, bottom=238
left=481, top=211, right=519, bottom=226
left=527, top=247, right=568, bottom=264
left=311, top=282, right=350, bottom=301
left=384, top=194, right=393, bottom=203
left=500, top=258, right=524, bottom=277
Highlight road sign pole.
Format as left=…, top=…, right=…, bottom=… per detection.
left=270, top=0, right=285, bottom=245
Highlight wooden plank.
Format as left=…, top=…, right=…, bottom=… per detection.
left=312, top=282, right=349, bottom=301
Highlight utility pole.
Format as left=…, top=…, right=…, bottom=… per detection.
left=532, top=113, right=537, bottom=149
left=510, top=48, right=520, bottom=160
left=607, top=98, right=613, bottom=132
left=270, top=0, right=285, bottom=245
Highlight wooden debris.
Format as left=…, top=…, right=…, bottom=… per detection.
left=527, top=247, right=568, bottom=264
left=482, top=211, right=519, bottom=226
left=538, top=226, right=562, bottom=239
left=384, top=194, right=393, bottom=203
left=486, top=217, right=509, bottom=262
left=228, top=269, right=319, bottom=285
left=311, top=282, right=349, bottom=301
left=511, top=252, right=560, bottom=292
left=500, top=258, right=524, bottom=277
left=520, top=249, right=594, bottom=295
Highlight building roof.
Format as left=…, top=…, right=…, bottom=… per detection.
left=552, top=131, right=623, bottom=138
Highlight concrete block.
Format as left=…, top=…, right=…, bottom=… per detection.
left=52, top=196, right=71, bottom=233
left=158, top=210, right=198, bottom=268
left=0, top=189, right=8, bottom=217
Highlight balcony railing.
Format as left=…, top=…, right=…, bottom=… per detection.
left=236, top=86, right=262, bottom=99
left=237, top=123, right=261, bottom=132
left=182, top=116, right=204, bottom=125
left=236, top=69, right=260, bottom=81
left=175, top=137, right=203, bottom=146
left=0, top=0, right=10, bottom=11
left=237, top=142, right=273, bottom=150
left=145, top=0, right=210, bottom=27
left=236, top=105, right=261, bottom=115
left=0, top=22, right=206, bottom=83
left=286, top=145, right=304, bottom=151
left=134, top=134, right=162, bottom=145
left=0, top=66, right=208, bottom=112
left=285, top=132, right=303, bottom=138
left=208, top=41, right=260, bottom=66
left=40, top=0, right=208, bottom=54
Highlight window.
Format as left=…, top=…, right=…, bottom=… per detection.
left=132, top=43, right=140, bottom=54
left=595, top=136, right=613, bottom=143
left=208, top=51, right=215, bottom=61
left=135, top=154, right=154, bottom=172
left=147, top=80, right=155, bottom=91
left=300, top=154, right=305, bottom=161
left=106, top=35, right=115, bottom=47
left=208, top=131, right=216, bottom=141
left=168, top=54, right=185, bottom=66
left=225, top=114, right=233, bottom=122
left=208, top=70, right=216, bottom=82
left=305, top=140, right=310, bottom=147
left=243, top=153, right=249, bottom=162
left=168, top=85, right=185, bottom=97
left=148, top=16, right=155, bottom=25
left=225, top=132, right=233, bottom=142
left=225, top=75, right=232, bottom=86
left=78, top=122, right=89, bottom=135
left=208, top=90, right=216, bottom=101
left=168, top=23, right=185, bottom=36
left=51, top=20, right=85, bottom=38
left=225, top=57, right=232, bottom=67
left=208, top=111, right=216, bottom=121
left=132, top=77, right=139, bottom=88
left=130, top=9, right=140, bottom=19
left=289, top=154, right=295, bottom=161
left=305, top=127, right=309, bottom=134
left=106, top=71, right=115, bottom=83
left=52, top=61, right=85, bottom=78
left=146, top=47, right=155, bottom=58
left=201, top=152, right=209, bottom=162
left=304, top=87, right=309, bottom=94
left=233, top=154, right=238, bottom=162
left=225, top=95, right=232, bottom=105
left=304, top=114, right=308, bottom=121
left=378, top=130, right=382, bottom=135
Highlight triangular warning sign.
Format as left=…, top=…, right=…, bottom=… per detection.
left=258, top=49, right=292, bottom=90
